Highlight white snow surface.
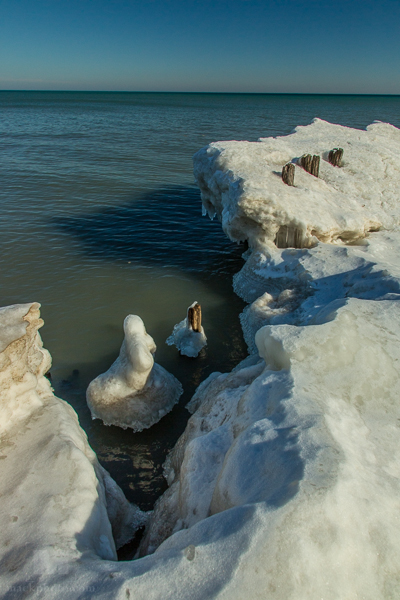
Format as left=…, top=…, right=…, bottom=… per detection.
left=3, top=120, right=400, bottom=599
left=194, top=118, right=400, bottom=249
left=166, top=302, right=207, bottom=357
left=0, top=303, right=146, bottom=595
left=139, top=121, right=400, bottom=596
left=87, top=315, right=182, bottom=431
left=138, top=237, right=400, bottom=600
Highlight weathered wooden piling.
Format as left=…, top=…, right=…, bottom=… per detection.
left=282, top=162, right=295, bottom=186
left=301, top=154, right=320, bottom=177
left=311, top=155, right=320, bottom=177
left=188, top=302, right=202, bottom=332
left=301, top=154, right=312, bottom=173
left=328, top=147, right=343, bottom=167
left=275, top=225, right=304, bottom=249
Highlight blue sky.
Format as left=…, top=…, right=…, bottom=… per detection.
left=1, top=0, right=399, bottom=93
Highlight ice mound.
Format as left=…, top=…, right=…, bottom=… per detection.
left=194, top=119, right=400, bottom=250
left=87, top=315, right=182, bottom=431
left=0, top=303, right=146, bottom=592
left=240, top=287, right=300, bottom=353
left=135, top=122, right=400, bottom=597
left=166, top=301, right=207, bottom=357
left=139, top=243, right=400, bottom=598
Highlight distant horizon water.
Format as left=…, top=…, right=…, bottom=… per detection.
left=2, top=90, right=400, bottom=96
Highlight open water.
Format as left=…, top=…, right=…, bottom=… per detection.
left=1, top=91, right=400, bottom=514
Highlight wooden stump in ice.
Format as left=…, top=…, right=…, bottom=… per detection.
left=300, top=153, right=320, bottom=177
left=188, top=301, right=202, bottom=332
left=166, top=302, right=207, bottom=358
left=282, top=162, right=295, bottom=186
left=328, top=147, right=344, bottom=167
left=86, top=315, right=182, bottom=431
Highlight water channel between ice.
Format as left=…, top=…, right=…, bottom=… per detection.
left=1, top=91, right=399, bottom=518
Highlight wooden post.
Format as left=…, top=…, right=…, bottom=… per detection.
left=301, top=154, right=312, bottom=173
left=311, top=154, right=320, bottom=177
left=301, top=154, right=320, bottom=177
left=188, top=302, right=202, bottom=332
left=282, top=162, right=295, bottom=186
left=328, top=148, right=343, bottom=167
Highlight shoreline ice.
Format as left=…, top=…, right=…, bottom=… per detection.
left=140, top=120, right=400, bottom=594
left=0, top=303, right=146, bottom=591
left=194, top=118, right=400, bottom=249
left=1, top=119, right=400, bottom=598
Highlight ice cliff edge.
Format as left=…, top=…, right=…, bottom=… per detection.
left=0, top=303, right=145, bottom=593
left=193, top=118, right=400, bottom=250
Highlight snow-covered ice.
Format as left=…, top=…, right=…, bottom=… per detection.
left=87, top=315, right=182, bottom=431
left=139, top=120, right=400, bottom=596
left=166, top=301, right=207, bottom=357
left=138, top=240, right=400, bottom=598
left=0, top=303, right=146, bottom=594
left=2, top=120, right=400, bottom=599
left=194, top=118, right=400, bottom=249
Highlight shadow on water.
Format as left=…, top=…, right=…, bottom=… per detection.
left=51, top=184, right=249, bottom=517
left=52, top=185, right=245, bottom=279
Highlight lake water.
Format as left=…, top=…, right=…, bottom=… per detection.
left=1, top=91, right=400, bottom=513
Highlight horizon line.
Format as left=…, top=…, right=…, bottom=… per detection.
left=1, top=90, right=400, bottom=97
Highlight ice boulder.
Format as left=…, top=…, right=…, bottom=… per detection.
left=87, top=315, right=182, bottom=431
left=166, top=301, right=207, bottom=358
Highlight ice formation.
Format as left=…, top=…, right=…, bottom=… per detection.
left=194, top=118, right=400, bottom=249
left=3, top=120, right=400, bottom=599
left=166, top=301, right=207, bottom=357
left=87, top=315, right=182, bottom=431
left=138, top=121, right=400, bottom=596
left=0, top=303, right=146, bottom=593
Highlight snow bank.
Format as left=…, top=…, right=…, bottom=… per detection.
left=138, top=121, right=400, bottom=597
left=139, top=239, right=400, bottom=599
left=0, top=303, right=255, bottom=600
left=166, top=302, right=207, bottom=357
left=87, top=315, right=182, bottom=431
left=0, top=303, right=146, bottom=594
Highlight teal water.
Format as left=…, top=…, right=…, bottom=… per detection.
left=1, top=92, right=400, bottom=511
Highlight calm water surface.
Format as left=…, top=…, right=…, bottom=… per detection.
left=1, top=92, right=400, bottom=512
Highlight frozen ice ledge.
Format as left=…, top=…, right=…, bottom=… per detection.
left=194, top=118, right=400, bottom=249
left=2, top=120, right=400, bottom=599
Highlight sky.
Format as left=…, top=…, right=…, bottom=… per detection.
left=0, top=0, right=399, bottom=94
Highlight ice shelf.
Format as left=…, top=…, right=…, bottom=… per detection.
left=194, top=119, right=400, bottom=249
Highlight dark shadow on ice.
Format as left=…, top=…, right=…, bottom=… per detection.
left=52, top=185, right=245, bottom=278
left=117, top=526, right=145, bottom=561
left=0, top=545, right=40, bottom=600
left=307, top=261, right=400, bottom=326
left=232, top=370, right=305, bottom=509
